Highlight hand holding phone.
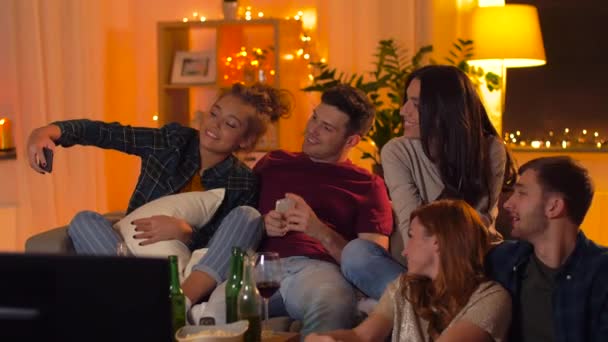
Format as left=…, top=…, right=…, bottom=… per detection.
left=40, top=147, right=53, bottom=173
left=275, top=197, right=294, bottom=213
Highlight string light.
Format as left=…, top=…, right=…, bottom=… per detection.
left=504, top=129, right=607, bottom=150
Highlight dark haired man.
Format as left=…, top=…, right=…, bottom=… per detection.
left=200, top=85, right=393, bottom=334
left=255, top=84, right=393, bottom=335
left=486, top=156, right=608, bottom=342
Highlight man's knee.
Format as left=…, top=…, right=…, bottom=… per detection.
left=341, top=238, right=377, bottom=275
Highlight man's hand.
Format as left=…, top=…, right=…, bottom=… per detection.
left=263, top=210, right=289, bottom=237
left=132, top=215, right=193, bottom=245
left=283, top=193, right=323, bottom=237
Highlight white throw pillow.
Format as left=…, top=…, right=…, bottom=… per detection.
left=115, top=189, right=225, bottom=275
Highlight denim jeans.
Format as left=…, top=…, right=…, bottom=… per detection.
left=341, top=238, right=406, bottom=300
left=203, top=256, right=357, bottom=337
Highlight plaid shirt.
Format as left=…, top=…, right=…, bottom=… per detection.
left=54, top=119, right=258, bottom=248
left=486, top=232, right=608, bottom=342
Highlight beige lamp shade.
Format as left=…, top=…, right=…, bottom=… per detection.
left=470, top=4, right=546, bottom=67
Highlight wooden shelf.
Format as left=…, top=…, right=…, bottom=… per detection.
left=0, top=149, right=16, bottom=160
left=157, top=18, right=309, bottom=151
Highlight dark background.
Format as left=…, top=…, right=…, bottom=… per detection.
left=504, top=0, right=608, bottom=140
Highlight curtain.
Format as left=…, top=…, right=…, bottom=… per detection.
left=4, top=0, right=109, bottom=249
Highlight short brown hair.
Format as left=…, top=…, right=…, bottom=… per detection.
left=321, top=84, right=375, bottom=136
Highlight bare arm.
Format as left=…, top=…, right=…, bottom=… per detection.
left=305, top=313, right=392, bottom=342
left=437, top=320, right=493, bottom=342
left=283, top=193, right=348, bottom=262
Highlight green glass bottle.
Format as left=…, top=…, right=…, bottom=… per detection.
left=238, top=254, right=262, bottom=342
left=225, top=246, right=244, bottom=324
left=168, top=255, right=186, bottom=338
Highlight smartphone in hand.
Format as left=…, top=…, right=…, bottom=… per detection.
left=40, top=147, right=53, bottom=173
left=275, top=198, right=294, bottom=213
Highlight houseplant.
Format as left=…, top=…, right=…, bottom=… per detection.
left=302, top=39, right=500, bottom=167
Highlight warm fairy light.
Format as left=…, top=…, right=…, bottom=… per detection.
left=192, top=12, right=198, bottom=17
left=294, top=15, right=301, bottom=20
left=308, top=74, right=314, bottom=81
left=182, top=18, right=188, bottom=22
left=549, top=131, right=554, bottom=136
left=200, top=16, right=206, bottom=22
left=152, top=115, right=158, bottom=121
left=321, top=58, right=326, bottom=63
left=565, top=128, right=570, bottom=133
left=562, top=141, right=567, bottom=149
left=516, top=131, right=521, bottom=136
left=296, top=49, right=304, bottom=56
left=258, top=12, right=264, bottom=18
left=0, top=119, right=4, bottom=125
left=595, top=132, right=600, bottom=137
left=531, top=141, right=542, bottom=149
left=583, top=129, right=588, bottom=135
left=297, top=11, right=304, bottom=16
left=250, top=60, right=259, bottom=66
left=226, top=57, right=232, bottom=62
left=509, top=133, right=515, bottom=139
left=256, top=48, right=262, bottom=55
left=224, top=75, right=229, bottom=80
left=240, top=51, right=247, bottom=57
left=597, top=142, right=602, bottom=148
left=283, top=54, right=295, bottom=60
left=303, top=53, right=310, bottom=60
left=269, top=70, right=275, bottom=75
left=545, top=141, right=551, bottom=148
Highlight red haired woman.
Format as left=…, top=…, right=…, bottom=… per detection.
left=306, top=200, right=511, bottom=342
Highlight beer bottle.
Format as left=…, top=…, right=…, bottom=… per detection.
left=225, top=246, right=244, bottom=323
left=169, top=255, right=186, bottom=338
left=237, top=253, right=262, bottom=342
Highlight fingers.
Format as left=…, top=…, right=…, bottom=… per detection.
left=131, top=217, right=152, bottom=226
left=285, top=193, right=305, bottom=207
left=264, top=211, right=289, bottom=237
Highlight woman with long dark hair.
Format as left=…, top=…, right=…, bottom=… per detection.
left=308, top=200, right=511, bottom=342
left=341, top=65, right=516, bottom=300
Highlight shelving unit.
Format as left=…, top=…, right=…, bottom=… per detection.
left=157, top=18, right=310, bottom=151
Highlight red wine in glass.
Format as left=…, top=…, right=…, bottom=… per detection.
left=256, top=281, right=280, bottom=299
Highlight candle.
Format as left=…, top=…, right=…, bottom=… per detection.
left=0, top=117, right=14, bottom=150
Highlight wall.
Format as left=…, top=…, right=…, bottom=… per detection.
left=512, top=150, right=608, bottom=245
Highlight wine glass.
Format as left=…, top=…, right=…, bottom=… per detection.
left=116, top=241, right=130, bottom=256
left=254, top=252, right=282, bottom=329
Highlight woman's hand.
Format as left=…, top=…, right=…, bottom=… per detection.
left=27, top=124, right=61, bottom=174
left=132, top=215, right=193, bottom=245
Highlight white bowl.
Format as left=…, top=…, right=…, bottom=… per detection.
left=175, top=320, right=248, bottom=342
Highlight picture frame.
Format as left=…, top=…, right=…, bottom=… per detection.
left=171, top=50, right=216, bottom=84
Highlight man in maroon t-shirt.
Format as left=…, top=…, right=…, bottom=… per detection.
left=257, top=85, right=393, bottom=336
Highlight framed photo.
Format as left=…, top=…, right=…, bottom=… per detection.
left=171, top=50, right=216, bottom=84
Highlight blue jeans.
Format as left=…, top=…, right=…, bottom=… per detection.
left=269, top=256, right=357, bottom=336
left=204, top=256, right=358, bottom=336
left=341, top=238, right=406, bottom=300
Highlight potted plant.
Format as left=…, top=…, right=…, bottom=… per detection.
left=303, top=39, right=499, bottom=172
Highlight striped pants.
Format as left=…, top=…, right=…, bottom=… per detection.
left=67, top=206, right=263, bottom=283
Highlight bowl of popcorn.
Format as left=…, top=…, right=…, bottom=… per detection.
left=176, top=321, right=248, bottom=342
